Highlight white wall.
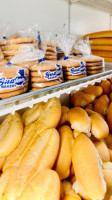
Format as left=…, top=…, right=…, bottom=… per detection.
left=0, top=0, right=68, bottom=33
left=0, top=0, right=110, bottom=36
left=71, top=3, right=110, bottom=36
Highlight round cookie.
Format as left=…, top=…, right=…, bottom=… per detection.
left=31, top=79, right=62, bottom=88
left=87, top=69, right=104, bottom=75
left=30, top=61, right=59, bottom=71
left=0, top=85, right=28, bottom=100
left=44, top=55, right=57, bottom=60
left=86, top=61, right=103, bottom=66
left=86, top=66, right=104, bottom=70
left=0, top=65, right=29, bottom=93
left=31, top=75, right=63, bottom=83
left=3, top=50, right=18, bottom=56
left=16, top=61, right=38, bottom=68
left=64, top=73, right=86, bottom=80
left=0, top=38, right=37, bottom=46
left=0, top=60, right=7, bottom=67
left=45, top=51, right=56, bottom=56
left=30, top=70, right=54, bottom=77
left=1, top=42, right=38, bottom=51
left=80, top=55, right=103, bottom=62
left=5, top=56, right=13, bottom=61
left=46, top=47, right=55, bottom=52
left=59, top=59, right=82, bottom=68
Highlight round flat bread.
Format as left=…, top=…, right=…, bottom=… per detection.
left=59, top=59, right=82, bottom=68
left=64, top=73, right=86, bottom=80
left=46, top=47, right=55, bottom=52
left=86, top=61, right=103, bottom=66
left=31, top=79, right=62, bottom=88
left=0, top=60, right=7, bottom=67
left=30, top=61, right=58, bottom=71
left=5, top=56, right=13, bottom=61
left=44, top=55, right=57, bottom=60
left=80, top=55, right=103, bottom=62
left=0, top=38, right=37, bottom=46
left=0, top=85, right=28, bottom=99
left=1, top=42, right=38, bottom=51
left=31, top=76, right=63, bottom=83
left=87, top=69, right=104, bottom=75
left=45, top=51, right=56, bottom=56
left=86, top=66, right=104, bottom=70
left=3, top=50, right=18, bottom=56
left=30, top=70, right=54, bottom=77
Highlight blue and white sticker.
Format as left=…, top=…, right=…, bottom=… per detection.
left=0, top=69, right=28, bottom=89
left=44, top=64, right=63, bottom=81
left=70, top=61, right=86, bottom=75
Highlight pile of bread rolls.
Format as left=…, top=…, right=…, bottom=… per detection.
left=0, top=78, right=112, bottom=199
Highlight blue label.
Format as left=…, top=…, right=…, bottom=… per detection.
left=44, top=64, right=63, bottom=80
left=0, top=69, right=28, bottom=89
left=37, top=31, right=41, bottom=44
left=70, top=61, right=86, bottom=75
left=39, top=58, right=45, bottom=62
left=3, top=36, right=6, bottom=39
left=64, top=56, right=69, bottom=60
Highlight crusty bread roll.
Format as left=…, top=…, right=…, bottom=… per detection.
left=62, top=180, right=76, bottom=196
left=17, top=169, right=60, bottom=200
left=70, top=164, right=75, bottom=176
left=71, top=92, right=84, bottom=105
left=107, top=102, right=112, bottom=131
left=55, top=125, right=73, bottom=180
left=0, top=157, right=6, bottom=170
left=73, top=93, right=96, bottom=107
left=109, top=149, right=112, bottom=161
left=103, top=162, right=112, bottom=188
left=94, top=95, right=109, bottom=116
left=62, top=194, right=81, bottom=200
left=105, top=134, right=112, bottom=149
left=85, top=108, right=104, bottom=118
left=22, top=102, right=44, bottom=125
left=68, top=107, right=91, bottom=135
left=84, top=31, right=112, bottom=39
left=0, top=112, right=23, bottom=157
left=72, top=134, right=106, bottom=200
left=94, top=141, right=110, bottom=162
left=84, top=85, right=103, bottom=97
left=69, top=175, right=76, bottom=184
left=86, top=103, right=93, bottom=110
left=90, top=114, right=109, bottom=139
left=99, top=80, right=111, bottom=95
left=109, top=92, right=112, bottom=102
left=58, top=106, right=69, bottom=126
left=73, top=130, right=82, bottom=138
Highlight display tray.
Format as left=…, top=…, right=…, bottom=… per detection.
left=0, top=68, right=112, bottom=117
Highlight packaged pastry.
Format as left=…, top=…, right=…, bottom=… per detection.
left=30, top=49, right=63, bottom=90
left=74, top=38, right=105, bottom=75
left=57, top=33, right=86, bottom=81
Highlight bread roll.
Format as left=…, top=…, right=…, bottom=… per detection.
left=105, top=134, right=112, bottom=149
left=0, top=112, right=23, bottom=157
left=109, top=92, right=112, bottom=102
left=72, top=134, right=106, bottom=200
left=103, top=162, right=112, bottom=188
left=85, top=108, right=104, bottom=118
left=70, top=164, right=75, bottom=176
left=94, top=95, right=109, bottom=116
left=84, top=85, right=103, bottom=97
left=69, top=176, right=76, bottom=184
left=59, top=106, right=69, bottom=126
left=73, top=93, right=96, bottom=107
left=22, top=102, right=44, bottom=125
left=99, top=80, right=111, bottom=95
left=55, top=125, right=73, bottom=180
left=107, top=103, right=112, bottom=131
left=62, top=180, right=76, bottom=196
left=17, top=169, right=60, bottom=200
left=71, top=92, right=84, bottom=105
left=90, top=114, right=109, bottom=139
left=84, top=31, right=112, bottom=39
left=68, top=107, right=91, bottom=135
left=109, top=149, right=112, bottom=161
left=62, top=194, right=81, bottom=200
left=94, top=141, right=110, bottom=162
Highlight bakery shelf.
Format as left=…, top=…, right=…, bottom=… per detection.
left=64, top=0, right=112, bottom=14
left=0, top=68, right=112, bottom=117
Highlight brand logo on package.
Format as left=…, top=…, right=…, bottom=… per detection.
left=0, top=69, right=27, bottom=89
left=70, top=61, right=86, bottom=75
left=44, top=64, right=63, bottom=81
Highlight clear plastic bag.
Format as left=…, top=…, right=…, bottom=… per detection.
left=57, top=33, right=86, bottom=81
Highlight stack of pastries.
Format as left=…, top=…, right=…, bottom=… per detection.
left=0, top=79, right=112, bottom=199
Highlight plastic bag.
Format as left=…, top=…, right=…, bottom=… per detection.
left=74, top=38, right=105, bottom=76
left=57, top=33, right=86, bottom=81
left=29, top=45, right=63, bottom=91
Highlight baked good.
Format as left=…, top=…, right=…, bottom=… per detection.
left=84, top=85, right=103, bottom=97
left=94, top=95, right=109, bottom=115
left=73, top=130, right=84, bottom=138
left=72, top=134, right=106, bottom=200
left=104, top=57, right=112, bottom=62
left=73, top=93, right=96, bottom=107
left=85, top=103, right=93, bottom=110
left=84, top=31, right=112, bottom=39
left=109, top=149, right=112, bottom=161
left=105, top=134, right=112, bottom=149
left=58, top=106, right=69, bottom=126
left=68, top=107, right=91, bottom=135
left=0, top=157, right=6, bottom=170
left=92, top=50, right=112, bottom=58
left=62, top=180, right=76, bottom=196
left=1, top=42, right=38, bottom=51
left=94, top=141, right=110, bottom=162
left=0, top=37, right=37, bottom=46
left=90, top=113, right=109, bottom=139
left=59, top=59, right=86, bottom=81
left=99, top=80, right=111, bottom=94
left=31, top=80, right=62, bottom=88
left=0, top=65, right=29, bottom=94
left=0, top=112, right=23, bottom=157
left=103, top=162, right=112, bottom=188
left=62, top=194, right=81, bottom=200
left=91, top=45, right=112, bottom=51
left=0, top=59, right=7, bottom=67
left=55, top=125, right=73, bottom=180
left=107, top=102, right=112, bottom=131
